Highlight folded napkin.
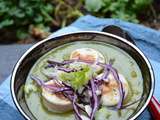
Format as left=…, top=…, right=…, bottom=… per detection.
left=1, top=15, right=160, bottom=120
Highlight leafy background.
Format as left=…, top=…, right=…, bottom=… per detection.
left=0, top=0, right=159, bottom=44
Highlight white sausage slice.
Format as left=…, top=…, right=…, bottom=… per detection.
left=70, top=48, right=106, bottom=73
left=100, top=73, right=129, bottom=106
left=42, top=80, right=72, bottom=113
left=70, top=48, right=105, bottom=63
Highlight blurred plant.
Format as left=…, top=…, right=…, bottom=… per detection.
left=0, top=0, right=154, bottom=43
left=52, top=0, right=84, bottom=27
left=0, top=0, right=55, bottom=40
left=0, top=0, right=84, bottom=42
left=85, top=0, right=153, bottom=23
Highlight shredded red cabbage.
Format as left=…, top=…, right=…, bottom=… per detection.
left=90, top=78, right=99, bottom=120
left=46, top=59, right=93, bottom=68
left=31, top=75, right=73, bottom=94
left=30, top=75, right=45, bottom=86
left=47, top=59, right=74, bottom=67
left=72, top=94, right=83, bottom=120
left=57, top=66, right=82, bottom=73
left=30, top=59, right=140, bottom=120
left=106, top=65, right=125, bottom=109
left=44, top=85, right=71, bottom=93
left=96, top=61, right=125, bottom=109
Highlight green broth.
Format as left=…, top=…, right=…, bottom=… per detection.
left=25, top=41, right=143, bottom=120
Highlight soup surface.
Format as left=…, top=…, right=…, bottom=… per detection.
left=25, top=41, right=143, bottom=120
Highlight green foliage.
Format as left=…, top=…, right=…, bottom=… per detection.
left=85, top=0, right=104, bottom=12
left=0, top=0, right=54, bottom=39
left=0, top=0, right=153, bottom=42
left=0, top=0, right=54, bottom=26
left=85, top=0, right=152, bottom=23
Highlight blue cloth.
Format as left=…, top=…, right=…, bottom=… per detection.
left=1, top=15, right=160, bottom=120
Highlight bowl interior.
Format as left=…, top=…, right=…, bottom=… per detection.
left=11, top=32, right=153, bottom=120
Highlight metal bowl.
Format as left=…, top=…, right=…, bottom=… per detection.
left=11, top=31, right=154, bottom=120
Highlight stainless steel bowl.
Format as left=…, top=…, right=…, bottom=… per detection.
left=11, top=30, right=154, bottom=120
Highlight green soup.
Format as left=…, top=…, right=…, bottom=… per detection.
left=25, top=41, right=143, bottom=120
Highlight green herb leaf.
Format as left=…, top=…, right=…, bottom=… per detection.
left=59, top=65, right=93, bottom=90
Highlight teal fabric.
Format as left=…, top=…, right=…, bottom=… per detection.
left=1, top=15, right=160, bottom=120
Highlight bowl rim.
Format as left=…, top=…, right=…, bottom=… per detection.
left=11, top=31, right=155, bottom=120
